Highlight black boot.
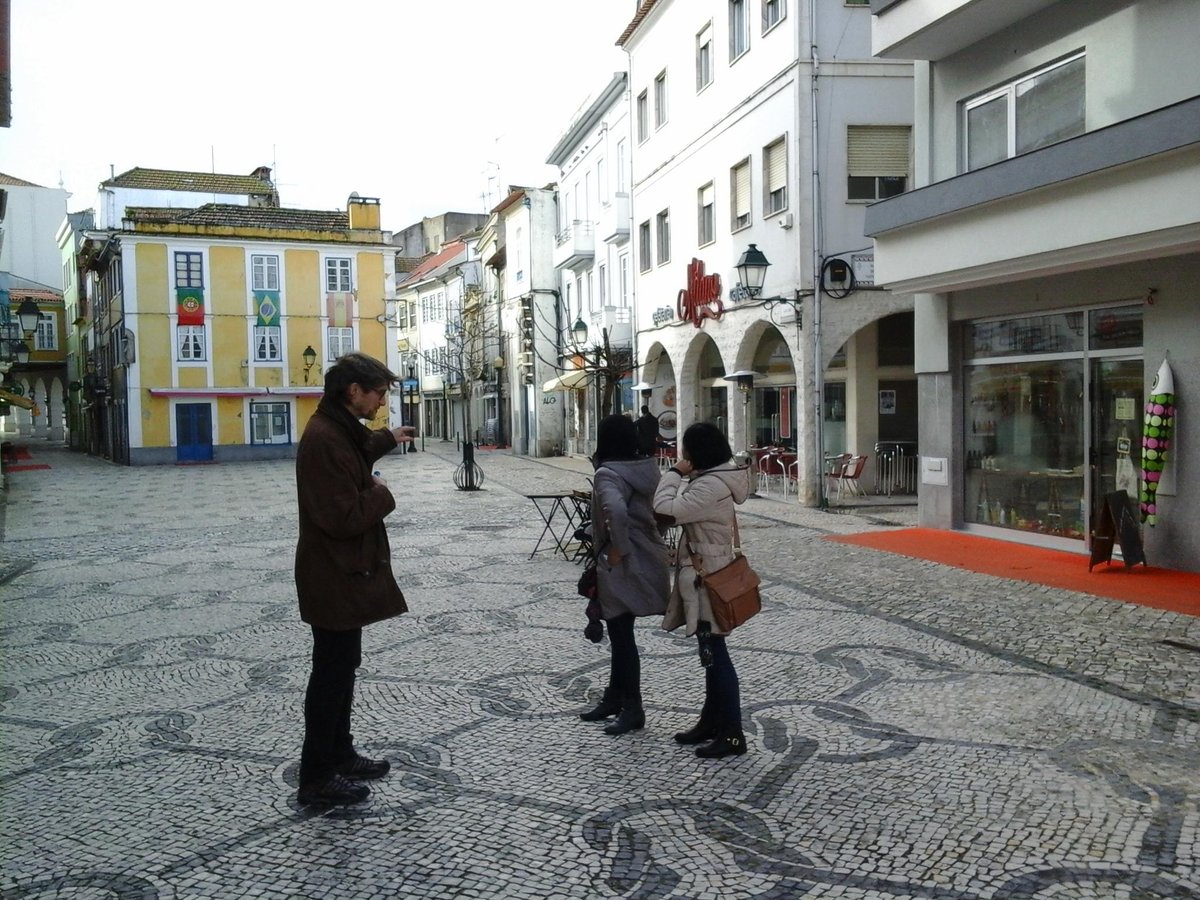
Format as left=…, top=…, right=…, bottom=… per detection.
left=674, top=708, right=718, bottom=745
left=579, top=688, right=621, bottom=722
left=695, top=729, right=748, bottom=759
left=604, top=701, right=645, bottom=735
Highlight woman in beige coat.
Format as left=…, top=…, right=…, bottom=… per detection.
left=652, top=422, right=751, bottom=758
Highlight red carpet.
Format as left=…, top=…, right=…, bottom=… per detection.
left=828, top=528, right=1200, bottom=617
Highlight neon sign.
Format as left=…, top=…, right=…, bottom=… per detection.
left=677, top=258, right=723, bottom=328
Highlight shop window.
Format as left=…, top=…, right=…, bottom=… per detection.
left=250, top=401, right=291, bottom=445
left=963, top=312, right=1084, bottom=360
left=1089, top=307, right=1143, bottom=351
left=964, top=360, right=1086, bottom=536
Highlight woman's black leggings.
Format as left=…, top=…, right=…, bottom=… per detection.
left=606, top=613, right=640, bottom=702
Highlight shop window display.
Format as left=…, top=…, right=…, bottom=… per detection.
left=964, top=361, right=1085, bottom=537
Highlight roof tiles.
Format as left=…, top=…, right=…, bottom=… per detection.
left=103, top=167, right=275, bottom=195
left=125, top=204, right=352, bottom=231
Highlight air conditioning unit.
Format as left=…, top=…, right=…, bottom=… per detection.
left=777, top=212, right=794, bottom=229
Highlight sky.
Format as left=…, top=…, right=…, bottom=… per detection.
left=5, top=1, right=636, bottom=233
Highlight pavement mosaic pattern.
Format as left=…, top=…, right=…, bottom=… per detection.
left=2, top=444, right=1200, bottom=898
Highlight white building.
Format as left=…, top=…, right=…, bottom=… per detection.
left=544, top=73, right=637, bottom=457
left=0, top=173, right=70, bottom=287
left=483, top=186, right=562, bottom=458
left=865, top=0, right=1200, bottom=571
left=396, top=238, right=480, bottom=443
left=619, top=0, right=915, bottom=504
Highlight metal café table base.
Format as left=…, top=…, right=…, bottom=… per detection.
left=526, top=492, right=588, bottom=560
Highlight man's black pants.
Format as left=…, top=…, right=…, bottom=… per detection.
left=299, top=625, right=362, bottom=786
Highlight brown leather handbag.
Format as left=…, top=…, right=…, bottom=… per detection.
left=685, top=516, right=762, bottom=633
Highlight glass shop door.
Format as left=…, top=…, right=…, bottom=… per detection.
left=1088, top=357, right=1143, bottom=533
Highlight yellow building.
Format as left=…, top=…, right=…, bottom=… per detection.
left=75, top=169, right=393, bottom=464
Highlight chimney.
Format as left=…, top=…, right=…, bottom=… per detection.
left=347, top=192, right=381, bottom=230
left=248, top=166, right=279, bottom=208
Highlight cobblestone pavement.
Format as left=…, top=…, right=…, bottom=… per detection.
left=2, top=443, right=1200, bottom=899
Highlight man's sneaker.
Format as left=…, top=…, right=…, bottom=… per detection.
left=297, top=773, right=370, bottom=806
left=336, top=754, right=391, bottom=781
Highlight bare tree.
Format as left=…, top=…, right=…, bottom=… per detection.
left=415, top=284, right=504, bottom=445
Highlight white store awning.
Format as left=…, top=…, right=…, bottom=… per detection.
left=542, top=369, right=591, bottom=393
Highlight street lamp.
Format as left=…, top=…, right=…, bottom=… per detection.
left=302, top=345, right=317, bottom=384
left=405, top=364, right=421, bottom=453
left=571, top=316, right=589, bottom=347
left=493, top=355, right=505, bottom=448
left=734, top=244, right=804, bottom=318
left=16, top=299, right=41, bottom=336
left=735, top=245, right=770, bottom=298
left=734, top=243, right=826, bottom=507
left=0, top=299, right=40, bottom=376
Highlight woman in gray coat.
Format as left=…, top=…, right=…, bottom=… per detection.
left=653, top=422, right=751, bottom=758
left=579, top=415, right=670, bottom=736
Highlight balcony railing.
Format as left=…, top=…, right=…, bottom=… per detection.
left=598, top=193, right=630, bottom=245
left=553, top=220, right=595, bottom=270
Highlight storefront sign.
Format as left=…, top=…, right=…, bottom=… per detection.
left=652, top=307, right=674, bottom=326
left=677, top=258, right=723, bottom=328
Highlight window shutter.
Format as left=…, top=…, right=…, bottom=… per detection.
left=766, top=140, right=786, bottom=192
left=847, top=125, right=911, bottom=177
left=733, top=162, right=751, bottom=218
left=700, top=183, right=714, bottom=207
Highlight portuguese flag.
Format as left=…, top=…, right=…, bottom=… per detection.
left=177, top=288, right=205, bottom=325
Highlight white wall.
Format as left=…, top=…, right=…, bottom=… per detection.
left=927, top=0, right=1200, bottom=181
left=96, top=187, right=254, bottom=229
left=1, top=182, right=70, bottom=287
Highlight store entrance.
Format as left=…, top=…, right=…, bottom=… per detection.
left=1088, top=357, right=1143, bottom=530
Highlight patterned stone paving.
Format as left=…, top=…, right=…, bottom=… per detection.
left=2, top=444, right=1200, bottom=898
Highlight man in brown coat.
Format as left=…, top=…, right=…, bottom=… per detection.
left=294, top=352, right=414, bottom=806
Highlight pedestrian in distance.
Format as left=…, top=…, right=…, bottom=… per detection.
left=579, top=414, right=670, bottom=735
left=652, top=421, right=750, bottom=758
left=293, top=351, right=416, bottom=806
left=635, top=405, right=660, bottom=459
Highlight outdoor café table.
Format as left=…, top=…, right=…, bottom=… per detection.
left=526, top=492, right=587, bottom=560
